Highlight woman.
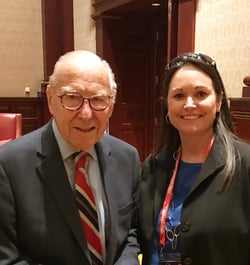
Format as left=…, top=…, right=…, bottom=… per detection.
left=138, top=52, right=250, bottom=265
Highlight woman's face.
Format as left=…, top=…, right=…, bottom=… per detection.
left=167, top=64, right=222, bottom=138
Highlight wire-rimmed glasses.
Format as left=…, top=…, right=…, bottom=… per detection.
left=57, top=93, right=114, bottom=111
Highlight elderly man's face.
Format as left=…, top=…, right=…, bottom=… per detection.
left=46, top=59, right=114, bottom=151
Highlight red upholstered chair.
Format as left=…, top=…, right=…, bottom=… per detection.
left=0, top=113, right=22, bottom=146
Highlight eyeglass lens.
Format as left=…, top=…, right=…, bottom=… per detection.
left=61, top=94, right=111, bottom=111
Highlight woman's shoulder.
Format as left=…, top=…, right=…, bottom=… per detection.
left=234, top=139, right=250, bottom=156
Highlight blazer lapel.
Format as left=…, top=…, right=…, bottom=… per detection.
left=36, top=122, right=91, bottom=264
left=187, top=136, right=225, bottom=196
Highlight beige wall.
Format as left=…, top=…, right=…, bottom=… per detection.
left=0, top=0, right=96, bottom=98
left=73, top=0, right=96, bottom=52
left=0, top=0, right=249, bottom=98
left=0, top=1, right=43, bottom=97
left=195, top=0, right=250, bottom=97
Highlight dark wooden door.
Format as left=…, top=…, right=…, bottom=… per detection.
left=39, top=0, right=196, bottom=161
left=98, top=9, right=167, bottom=161
left=94, top=0, right=196, bottom=161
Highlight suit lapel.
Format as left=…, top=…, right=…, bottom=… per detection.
left=95, top=136, right=122, bottom=265
left=94, top=139, right=112, bottom=241
left=36, top=121, right=91, bottom=264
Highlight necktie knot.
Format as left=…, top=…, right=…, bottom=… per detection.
left=74, top=152, right=88, bottom=169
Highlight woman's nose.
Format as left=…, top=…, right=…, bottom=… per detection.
left=184, top=96, right=196, bottom=108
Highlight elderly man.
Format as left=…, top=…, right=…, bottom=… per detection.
left=0, top=50, right=141, bottom=265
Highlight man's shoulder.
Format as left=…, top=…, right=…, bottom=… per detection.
left=101, top=133, right=136, bottom=150
left=0, top=122, right=50, bottom=153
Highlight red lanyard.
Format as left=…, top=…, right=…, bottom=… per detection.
left=159, top=136, right=215, bottom=247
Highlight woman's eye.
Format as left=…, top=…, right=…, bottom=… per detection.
left=196, top=91, right=207, bottom=98
left=173, top=93, right=184, bottom=99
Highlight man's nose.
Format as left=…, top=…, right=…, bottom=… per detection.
left=78, top=99, right=93, bottom=118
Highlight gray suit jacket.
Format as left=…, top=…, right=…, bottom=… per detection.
left=0, top=120, right=141, bottom=265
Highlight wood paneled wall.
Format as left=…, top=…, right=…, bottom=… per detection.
left=0, top=98, right=42, bottom=135
left=229, top=76, right=250, bottom=144
left=41, top=0, right=74, bottom=80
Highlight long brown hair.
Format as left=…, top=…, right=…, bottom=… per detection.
left=154, top=52, right=239, bottom=190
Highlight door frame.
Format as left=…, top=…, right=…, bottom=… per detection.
left=93, top=0, right=196, bottom=159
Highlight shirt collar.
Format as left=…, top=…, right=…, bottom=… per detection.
left=52, top=119, right=97, bottom=161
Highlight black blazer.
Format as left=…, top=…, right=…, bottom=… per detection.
left=0, top=120, right=141, bottom=265
left=138, top=136, right=250, bottom=265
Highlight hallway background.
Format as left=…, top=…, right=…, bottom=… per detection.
left=0, top=0, right=249, bottom=98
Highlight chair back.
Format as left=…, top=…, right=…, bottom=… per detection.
left=0, top=113, right=22, bottom=141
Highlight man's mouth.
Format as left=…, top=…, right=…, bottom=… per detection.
left=75, top=126, right=95, bottom=132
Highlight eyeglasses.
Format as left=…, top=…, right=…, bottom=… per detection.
left=57, top=93, right=114, bottom=111
left=165, top=52, right=216, bottom=70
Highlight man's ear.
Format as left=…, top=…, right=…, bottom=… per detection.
left=108, top=90, right=117, bottom=118
left=46, top=85, right=54, bottom=115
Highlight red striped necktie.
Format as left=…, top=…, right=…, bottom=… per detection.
left=74, top=152, right=102, bottom=265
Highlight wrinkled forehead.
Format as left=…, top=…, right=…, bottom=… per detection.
left=55, top=58, right=110, bottom=89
